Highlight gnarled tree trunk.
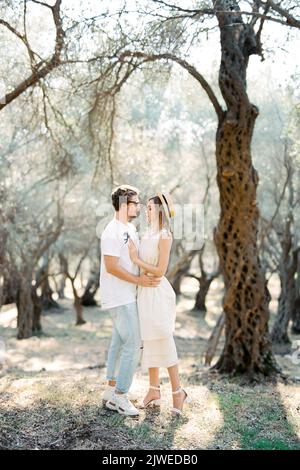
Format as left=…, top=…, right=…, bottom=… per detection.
left=205, top=313, right=225, bottom=366
left=58, top=275, right=66, bottom=299
left=36, top=260, right=60, bottom=310
left=212, top=1, right=277, bottom=378
left=71, top=284, right=86, bottom=325
left=59, top=253, right=86, bottom=325
left=193, top=275, right=214, bottom=313
left=167, top=250, right=197, bottom=296
left=31, top=285, right=42, bottom=334
left=292, top=253, right=300, bottom=334
left=17, top=273, right=34, bottom=339
left=81, top=268, right=100, bottom=306
left=271, top=242, right=299, bottom=345
left=292, top=297, right=300, bottom=334
left=16, top=271, right=43, bottom=338
left=1, top=270, right=18, bottom=305
left=190, top=249, right=220, bottom=314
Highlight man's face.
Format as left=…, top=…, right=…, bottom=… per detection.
left=127, top=194, right=141, bottom=220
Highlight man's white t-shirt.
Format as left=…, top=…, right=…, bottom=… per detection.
left=100, top=216, right=140, bottom=310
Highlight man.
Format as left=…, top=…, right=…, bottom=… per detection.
left=100, top=185, right=161, bottom=416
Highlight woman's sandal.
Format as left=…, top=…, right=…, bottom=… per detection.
left=138, top=385, right=161, bottom=409
left=171, top=388, right=192, bottom=417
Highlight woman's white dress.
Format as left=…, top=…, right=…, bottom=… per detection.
left=137, top=227, right=178, bottom=370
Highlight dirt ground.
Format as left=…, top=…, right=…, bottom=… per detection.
left=0, top=277, right=300, bottom=450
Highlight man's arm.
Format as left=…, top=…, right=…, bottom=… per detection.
left=104, top=256, right=161, bottom=287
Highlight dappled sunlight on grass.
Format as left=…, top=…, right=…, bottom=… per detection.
left=174, top=385, right=223, bottom=448
left=1, top=278, right=300, bottom=449
left=202, top=380, right=300, bottom=450
left=276, top=382, right=300, bottom=440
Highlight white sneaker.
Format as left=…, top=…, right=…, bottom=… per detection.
left=107, top=392, right=140, bottom=416
left=102, top=385, right=115, bottom=408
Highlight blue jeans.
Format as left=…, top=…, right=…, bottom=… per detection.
left=106, top=301, right=142, bottom=393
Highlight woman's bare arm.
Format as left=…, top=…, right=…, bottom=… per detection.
left=128, top=234, right=172, bottom=277
left=104, top=255, right=161, bottom=287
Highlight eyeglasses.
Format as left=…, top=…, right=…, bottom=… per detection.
left=127, top=200, right=141, bottom=205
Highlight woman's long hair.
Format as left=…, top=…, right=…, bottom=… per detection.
left=148, top=195, right=173, bottom=235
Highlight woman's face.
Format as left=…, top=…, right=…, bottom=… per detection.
left=146, top=199, right=159, bottom=225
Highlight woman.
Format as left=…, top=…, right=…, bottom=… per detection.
left=128, top=192, right=191, bottom=416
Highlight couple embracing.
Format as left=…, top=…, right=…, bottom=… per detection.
left=100, top=185, right=191, bottom=417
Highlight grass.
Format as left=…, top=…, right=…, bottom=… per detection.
left=209, top=383, right=300, bottom=450
left=1, top=279, right=300, bottom=450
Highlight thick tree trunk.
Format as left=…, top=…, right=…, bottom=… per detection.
left=58, top=255, right=66, bottom=299
left=16, top=273, right=43, bottom=338
left=189, top=247, right=220, bottom=314
left=58, top=275, right=66, bottom=299
left=36, top=262, right=60, bottom=310
left=0, top=217, right=8, bottom=308
left=59, top=253, right=86, bottom=325
left=81, top=268, right=100, bottom=306
left=212, top=1, right=277, bottom=378
left=41, top=277, right=60, bottom=310
left=167, top=251, right=196, bottom=296
left=31, top=286, right=42, bottom=334
left=192, top=275, right=216, bottom=313
left=292, top=254, right=300, bottom=334
left=271, top=244, right=299, bottom=346
left=69, top=279, right=86, bottom=325
left=271, top=287, right=293, bottom=347
left=1, top=272, right=18, bottom=305
left=171, top=272, right=184, bottom=296
left=205, top=313, right=225, bottom=366
left=74, top=291, right=86, bottom=325
left=16, top=275, right=34, bottom=339
left=292, top=297, right=300, bottom=334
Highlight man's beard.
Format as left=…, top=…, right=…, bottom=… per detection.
left=128, top=213, right=140, bottom=221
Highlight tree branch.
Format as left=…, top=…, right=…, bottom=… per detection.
left=119, top=50, right=224, bottom=119
left=266, top=0, right=300, bottom=29
left=0, top=0, right=64, bottom=110
left=150, top=0, right=300, bottom=29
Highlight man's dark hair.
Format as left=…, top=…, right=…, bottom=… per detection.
left=111, top=185, right=139, bottom=211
